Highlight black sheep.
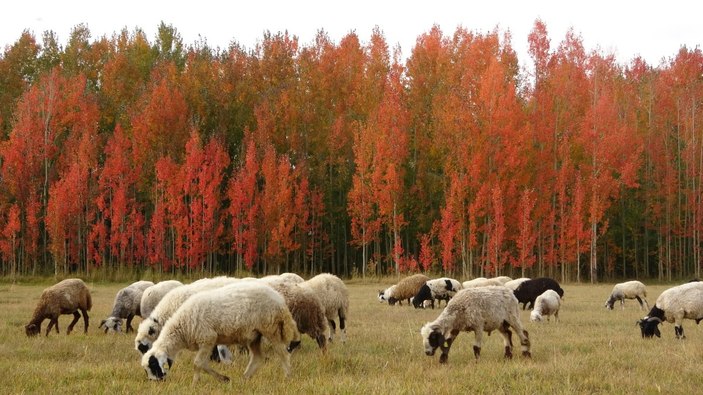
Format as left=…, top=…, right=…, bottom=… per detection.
left=513, top=277, right=564, bottom=310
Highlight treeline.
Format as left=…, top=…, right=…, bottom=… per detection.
left=0, top=20, right=701, bottom=282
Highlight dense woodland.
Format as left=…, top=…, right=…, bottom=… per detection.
left=0, top=20, right=701, bottom=282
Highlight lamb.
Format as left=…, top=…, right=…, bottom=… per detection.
left=513, top=277, right=564, bottom=310
left=530, top=289, right=562, bottom=322
left=25, top=278, right=92, bottom=337
left=637, top=281, right=703, bottom=339
left=420, top=286, right=531, bottom=363
left=99, top=280, right=154, bottom=333
left=141, top=282, right=301, bottom=382
left=261, top=278, right=330, bottom=352
left=379, top=274, right=430, bottom=306
left=462, top=277, right=504, bottom=288
left=135, top=276, right=238, bottom=354
left=504, top=278, right=530, bottom=291
left=304, top=273, right=349, bottom=342
left=139, top=280, right=184, bottom=318
left=412, top=278, right=463, bottom=309
left=604, top=280, right=649, bottom=310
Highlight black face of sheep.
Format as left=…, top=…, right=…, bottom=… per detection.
left=287, top=340, right=301, bottom=353
left=426, top=331, right=444, bottom=356
left=604, top=296, right=616, bottom=310
left=637, top=316, right=662, bottom=338
left=145, top=354, right=173, bottom=381
left=25, top=323, right=40, bottom=337
left=412, top=284, right=432, bottom=309
left=137, top=342, right=150, bottom=355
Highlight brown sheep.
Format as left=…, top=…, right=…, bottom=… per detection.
left=25, top=278, right=92, bottom=337
left=263, top=279, right=330, bottom=352
left=379, top=274, right=430, bottom=306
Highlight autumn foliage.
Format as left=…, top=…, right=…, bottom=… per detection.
left=0, top=21, right=702, bottom=282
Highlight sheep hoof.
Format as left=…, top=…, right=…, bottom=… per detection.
left=504, top=347, right=513, bottom=359
left=439, top=354, right=448, bottom=364
left=522, top=351, right=532, bottom=358
left=219, top=375, right=230, bottom=383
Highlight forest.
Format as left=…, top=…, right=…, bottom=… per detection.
left=0, top=20, right=701, bottom=282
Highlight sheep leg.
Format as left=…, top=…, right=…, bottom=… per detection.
left=66, top=311, right=81, bottom=335
left=271, top=342, right=292, bottom=377
left=80, top=308, right=89, bottom=334
left=675, top=325, right=685, bottom=339
left=635, top=296, right=644, bottom=310
left=194, top=346, right=230, bottom=383
left=472, top=330, right=483, bottom=360
left=499, top=321, right=514, bottom=359
left=328, top=319, right=336, bottom=342
left=45, top=319, right=55, bottom=336
left=243, top=335, right=265, bottom=379
left=338, top=309, right=347, bottom=342
left=438, top=332, right=457, bottom=364
left=47, top=317, right=60, bottom=336
left=126, top=314, right=134, bottom=333
left=518, top=329, right=531, bottom=357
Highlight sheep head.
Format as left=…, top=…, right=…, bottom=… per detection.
left=637, top=316, right=662, bottom=338
left=604, top=296, right=616, bottom=310
left=142, top=349, right=173, bottom=381
left=420, top=323, right=446, bottom=356
left=25, top=323, right=40, bottom=337
left=99, top=317, right=122, bottom=334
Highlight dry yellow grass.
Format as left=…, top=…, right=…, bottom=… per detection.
left=1, top=279, right=701, bottom=394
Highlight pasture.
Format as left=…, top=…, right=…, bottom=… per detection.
left=0, top=279, right=700, bottom=394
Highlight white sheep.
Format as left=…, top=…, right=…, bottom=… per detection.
left=135, top=276, right=238, bottom=354
left=25, top=278, right=92, bottom=337
left=141, top=282, right=301, bottom=382
left=530, top=289, right=562, bottom=322
left=412, top=278, right=463, bottom=309
left=304, top=273, right=349, bottom=343
left=492, top=276, right=513, bottom=284
left=604, top=280, right=649, bottom=310
left=504, top=278, right=530, bottom=291
left=462, top=277, right=504, bottom=288
left=420, top=286, right=531, bottom=362
left=638, top=281, right=703, bottom=339
left=139, top=280, right=184, bottom=318
left=100, top=280, right=154, bottom=333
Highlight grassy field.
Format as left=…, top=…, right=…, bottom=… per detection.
left=1, top=278, right=701, bottom=394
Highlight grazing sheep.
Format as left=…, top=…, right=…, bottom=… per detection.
left=637, top=281, right=703, bottom=339
left=262, top=279, right=330, bottom=352
left=513, top=277, right=564, bottom=310
left=141, top=282, right=301, bottom=382
left=379, top=274, right=430, bottom=306
left=304, top=273, right=349, bottom=342
left=504, top=278, right=531, bottom=291
left=135, top=276, right=238, bottom=354
left=530, top=289, right=562, bottom=322
left=99, top=280, right=154, bottom=334
left=462, top=277, right=504, bottom=288
left=420, top=286, right=531, bottom=362
left=25, top=278, right=92, bottom=337
left=412, top=278, right=463, bottom=309
left=139, top=280, right=184, bottom=318
left=604, top=280, right=649, bottom=311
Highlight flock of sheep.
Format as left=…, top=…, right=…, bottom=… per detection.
left=23, top=273, right=348, bottom=382
left=378, top=274, right=703, bottom=364
left=23, top=271, right=703, bottom=382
